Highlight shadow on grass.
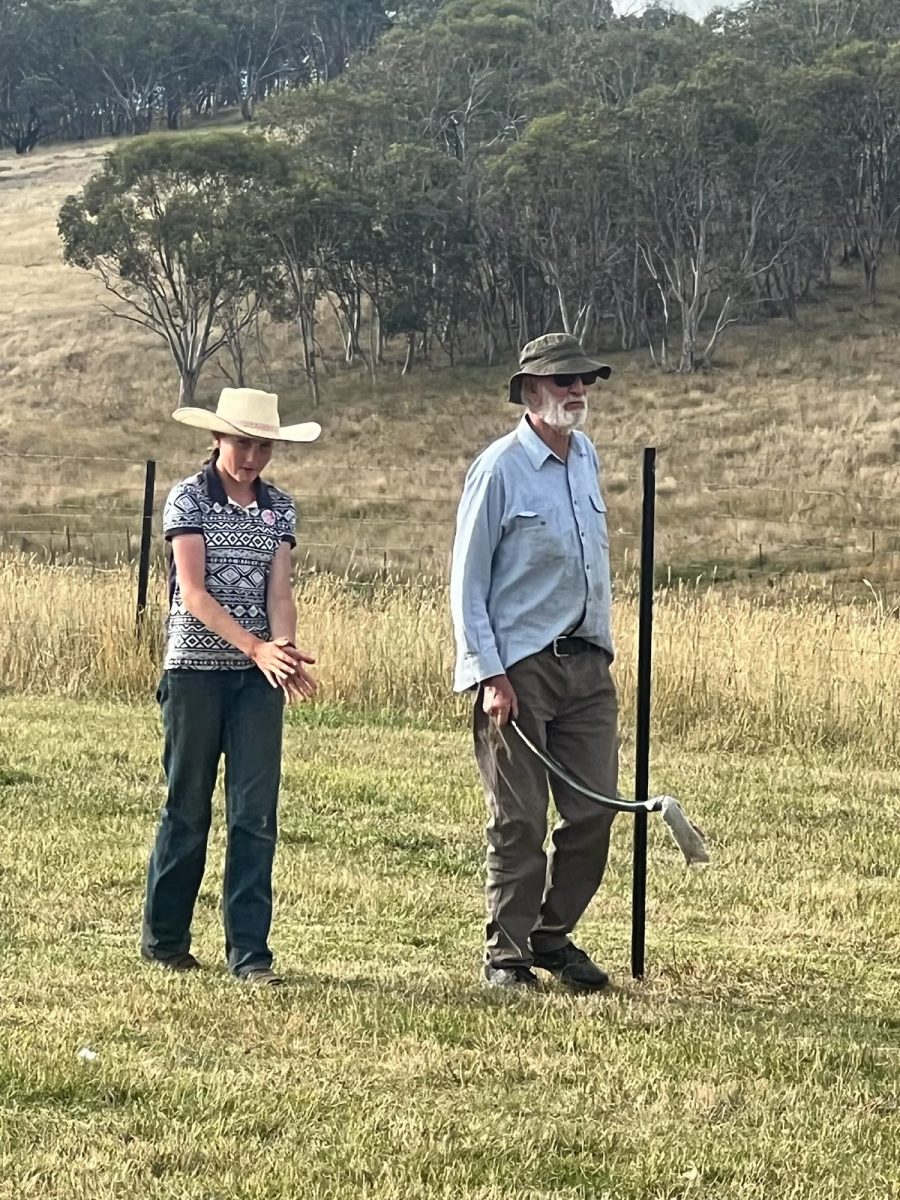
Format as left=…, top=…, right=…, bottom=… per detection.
left=0, top=766, right=35, bottom=785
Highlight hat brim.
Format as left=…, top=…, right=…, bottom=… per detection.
left=509, top=358, right=612, bottom=404
left=172, top=408, right=321, bottom=443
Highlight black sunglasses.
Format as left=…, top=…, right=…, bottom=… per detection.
left=550, top=372, right=600, bottom=388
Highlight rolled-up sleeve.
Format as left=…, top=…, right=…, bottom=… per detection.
left=450, top=466, right=505, bottom=690
left=163, top=482, right=203, bottom=540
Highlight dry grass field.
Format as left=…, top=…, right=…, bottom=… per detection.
left=4, top=553, right=900, bottom=764
left=3, top=136, right=900, bottom=584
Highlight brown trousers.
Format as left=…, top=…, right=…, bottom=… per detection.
left=473, top=648, right=618, bottom=968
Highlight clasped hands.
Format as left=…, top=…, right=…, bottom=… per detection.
left=251, top=637, right=317, bottom=705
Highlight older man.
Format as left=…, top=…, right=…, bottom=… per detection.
left=451, top=333, right=618, bottom=993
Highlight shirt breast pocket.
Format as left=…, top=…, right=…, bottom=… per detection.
left=510, top=510, right=545, bottom=529
left=589, top=494, right=610, bottom=549
left=508, top=509, right=565, bottom=565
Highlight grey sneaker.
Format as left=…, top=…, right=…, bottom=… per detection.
left=482, top=964, right=541, bottom=991
left=531, top=943, right=609, bottom=993
left=239, top=967, right=285, bottom=987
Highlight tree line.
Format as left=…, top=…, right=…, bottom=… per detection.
left=56, top=0, right=900, bottom=397
left=0, top=0, right=400, bottom=150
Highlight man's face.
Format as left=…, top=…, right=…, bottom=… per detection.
left=530, top=374, right=591, bottom=431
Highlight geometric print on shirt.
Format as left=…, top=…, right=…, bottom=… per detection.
left=163, top=459, right=297, bottom=671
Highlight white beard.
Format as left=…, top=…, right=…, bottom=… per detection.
left=536, top=390, right=588, bottom=432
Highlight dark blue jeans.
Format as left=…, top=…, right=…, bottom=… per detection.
left=141, top=668, right=284, bottom=975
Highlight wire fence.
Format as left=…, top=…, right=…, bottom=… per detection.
left=4, top=450, right=900, bottom=603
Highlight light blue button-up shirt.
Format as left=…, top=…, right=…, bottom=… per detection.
left=451, top=415, right=613, bottom=692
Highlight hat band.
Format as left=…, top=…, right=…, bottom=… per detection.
left=228, top=418, right=279, bottom=434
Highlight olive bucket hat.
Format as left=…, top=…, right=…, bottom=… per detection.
left=508, top=333, right=612, bottom=404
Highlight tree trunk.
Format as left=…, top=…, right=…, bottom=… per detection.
left=819, top=233, right=832, bottom=285
left=369, top=301, right=382, bottom=371
left=480, top=302, right=499, bottom=365
left=331, top=286, right=369, bottom=368
left=863, top=253, right=878, bottom=304
left=178, top=365, right=202, bottom=407
left=223, top=328, right=247, bottom=386
left=678, top=281, right=699, bottom=372
left=353, top=281, right=363, bottom=352
left=298, top=308, right=320, bottom=404
left=556, top=284, right=572, bottom=334
left=401, top=331, right=416, bottom=375
left=701, top=297, right=736, bottom=367
left=679, top=324, right=696, bottom=373
left=616, top=238, right=641, bottom=350
left=13, top=107, right=41, bottom=154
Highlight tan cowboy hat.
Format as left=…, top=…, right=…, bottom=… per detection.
left=509, top=333, right=612, bottom=404
left=172, top=387, right=321, bottom=442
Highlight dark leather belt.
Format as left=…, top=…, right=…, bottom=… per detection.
left=545, top=636, right=598, bottom=658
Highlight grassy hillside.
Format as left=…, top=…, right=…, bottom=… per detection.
left=3, top=137, right=900, bottom=586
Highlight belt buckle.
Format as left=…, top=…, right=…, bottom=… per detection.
left=551, top=637, right=570, bottom=658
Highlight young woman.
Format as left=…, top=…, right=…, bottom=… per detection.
left=141, top=387, right=320, bottom=986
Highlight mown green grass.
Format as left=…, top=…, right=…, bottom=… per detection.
left=1, top=697, right=899, bottom=1199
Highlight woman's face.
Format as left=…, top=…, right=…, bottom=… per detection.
left=215, top=435, right=274, bottom=486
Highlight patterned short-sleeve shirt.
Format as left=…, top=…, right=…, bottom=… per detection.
left=163, top=460, right=296, bottom=671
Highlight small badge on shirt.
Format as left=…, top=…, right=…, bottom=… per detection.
left=261, top=509, right=276, bottom=526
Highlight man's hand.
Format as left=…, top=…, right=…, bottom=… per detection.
left=482, top=674, right=518, bottom=726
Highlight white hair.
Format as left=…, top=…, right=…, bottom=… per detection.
left=521, top=376, right=545, bottom=413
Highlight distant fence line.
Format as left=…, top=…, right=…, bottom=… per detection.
left=4, top=452, right=900, bottom=601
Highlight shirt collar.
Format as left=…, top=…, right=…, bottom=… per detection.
left=515, top=415, right=585, bottom=469
left=202, top=460, right=273, bottom=509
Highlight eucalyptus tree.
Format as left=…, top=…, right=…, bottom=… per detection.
left=58, top=132, right=282, bottom=404
left=301, top=0, right=392, bottom=82
left=827, top=40, right=900, bottom=303
left=256, top=170, right=355, bottom=401
left=708, top=0, right=900, bottom=62
left=259, top=80, right=403, bottom=371
left=0, top=0, right=71, bottom=150
left=484, top=106, right=627, bottom=347
left=368, top=141, right=477, bottom=369
left=562, top=11, right=712, bottom=107
left=208, top=0, right=300, bottom=120
left=623, top=81, right=763, bottom=370
left=785, top=41, right=900, bottom=303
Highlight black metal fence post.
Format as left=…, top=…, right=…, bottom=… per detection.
left=631, top=446, right=656, bottom=979
left=135, top=459, right=156, bottom=632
